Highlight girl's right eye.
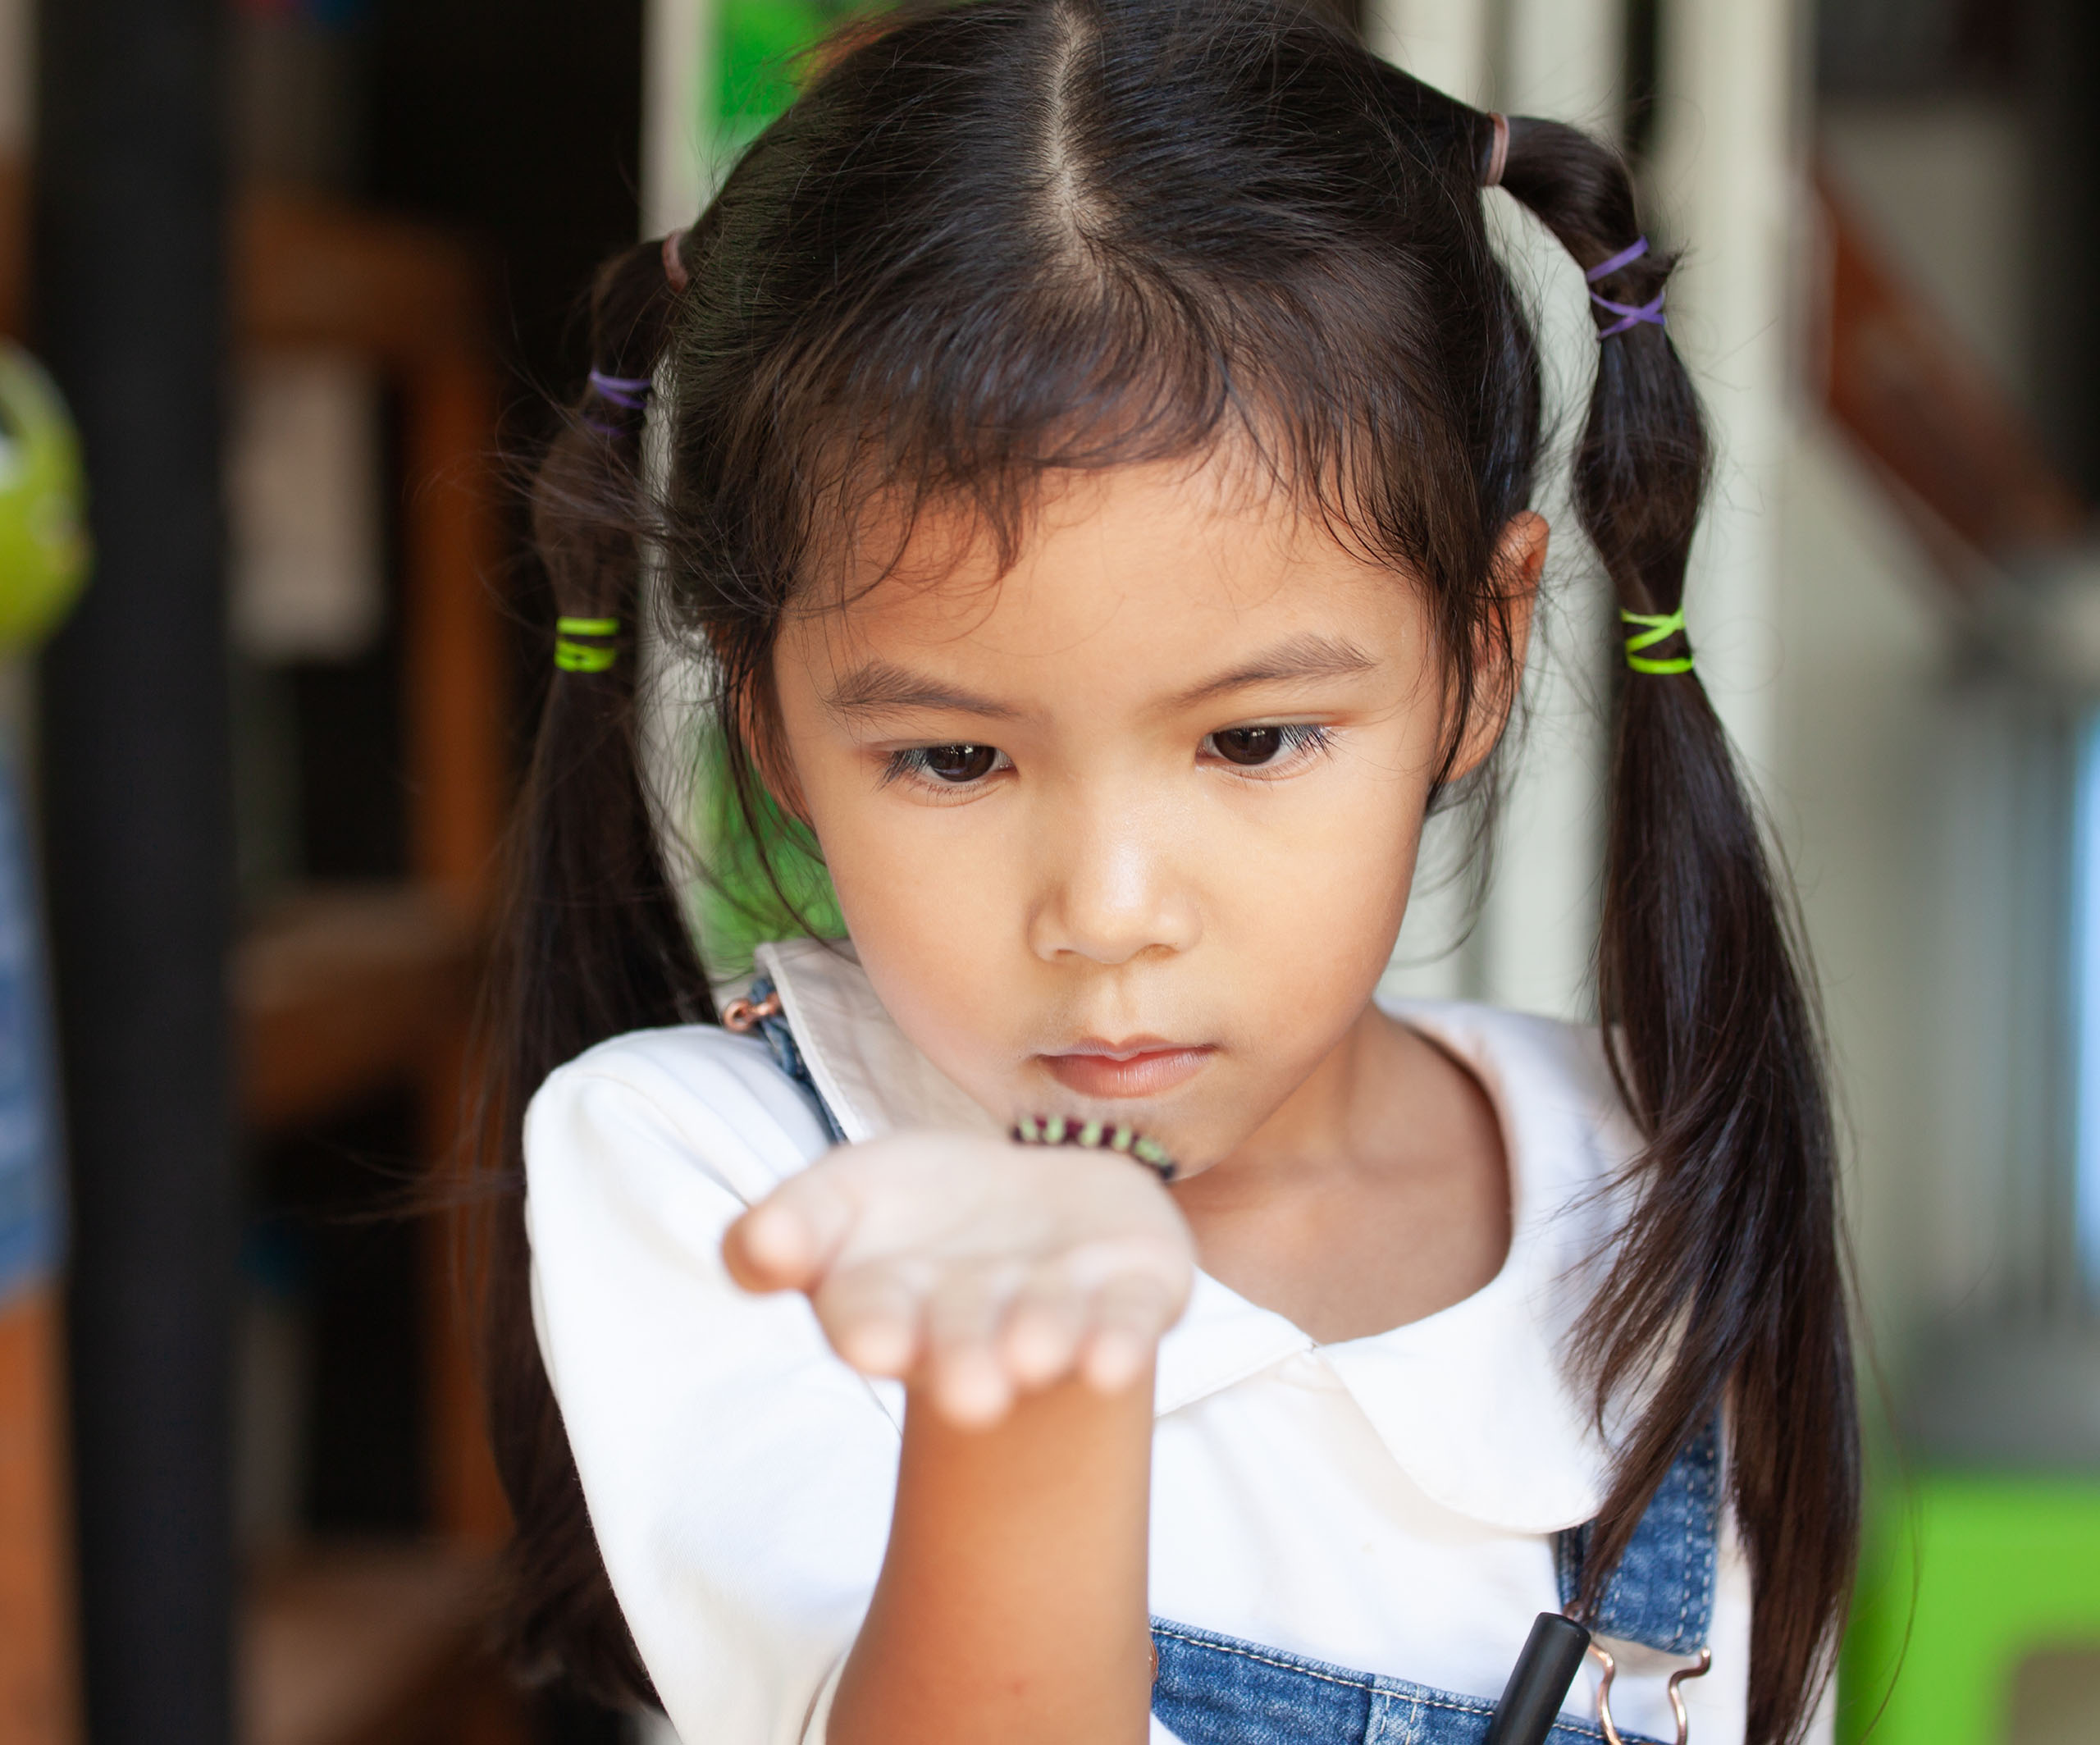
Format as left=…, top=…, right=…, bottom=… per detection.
left=887, top=743, right=1009, bottom=785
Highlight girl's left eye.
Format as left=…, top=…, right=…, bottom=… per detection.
left=1203, top=723, right=1331, bottom=770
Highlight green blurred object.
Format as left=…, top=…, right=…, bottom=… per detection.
left=719, top=0, right=841, bottom=125
left=691, top=724, right=844, bottom=977
left=0, top=345, right=91, bottom=653
left=1841, top=1473, right=2100, bottom=1743
left=717, top=0, right=879, bottom=148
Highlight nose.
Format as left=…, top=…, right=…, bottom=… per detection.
left=1025, top=797, right=1200, bottom=966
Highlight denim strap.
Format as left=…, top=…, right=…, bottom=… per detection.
left=1553, top=1415, right=1721, bottom=1655
left=744, top=977, right=847, bottom=1144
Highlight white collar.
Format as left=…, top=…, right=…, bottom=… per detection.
left=751, top=937, right=1637, bottom=1533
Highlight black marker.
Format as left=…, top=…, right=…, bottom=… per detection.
left=1481, top=1613, right=1591, bottom=1745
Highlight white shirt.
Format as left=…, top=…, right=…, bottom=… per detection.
left=526, top=937, right=1774, bottom=1745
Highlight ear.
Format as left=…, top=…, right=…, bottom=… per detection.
left=737, top=667, right=814, bottom=826
left=1445, top=510, right=1546, bottom=783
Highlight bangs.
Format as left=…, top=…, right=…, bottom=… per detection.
left=730, top=239, right=1503, bottom=605
left=758, top=246, right=1475, bottom=592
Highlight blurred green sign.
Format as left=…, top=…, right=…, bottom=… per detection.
left=719, top=0, right=879, bottom=143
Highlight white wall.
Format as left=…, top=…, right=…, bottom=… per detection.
left=642, top=0, right=717, bottom=235
left=1772, top=423, right=1954, bottom=1358
left=1647, top=0, right=1803, bottom=784
left=1362, top=0, right=1495, bottom=108
left=1478, top=0, right=1624, bottom=1024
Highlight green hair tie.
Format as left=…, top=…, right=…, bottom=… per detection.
left=555, top=615, right=619, bottom=674
left=1620, top=606, right=1694, bottom=676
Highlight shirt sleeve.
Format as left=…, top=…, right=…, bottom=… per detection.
left=524, top=1030, right=903, bottom=1745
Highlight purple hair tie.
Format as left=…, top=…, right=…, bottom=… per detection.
left=1586, top=237, right=1666, bottom=339
left=587, top=369, right=653, bottom=411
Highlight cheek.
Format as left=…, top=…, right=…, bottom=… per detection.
left=824, top=819, right=1008, bottom=978
left=1209, top=756, right=1427, bottom=1022
left=801, top=788, right=1032, bottom=1071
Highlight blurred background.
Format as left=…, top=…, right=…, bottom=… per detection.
left=0, top=0, right=2094, bottom=1742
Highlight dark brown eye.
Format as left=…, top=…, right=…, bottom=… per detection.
left=920, top=743, right=1002, bottom=783
left=1210, top=725, right=1285, bottom=766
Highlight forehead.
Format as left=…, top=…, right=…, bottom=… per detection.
left=788, top=455, right=1427, bottom=697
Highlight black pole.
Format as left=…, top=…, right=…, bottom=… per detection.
left=31, top=0, right=235, bottom=1740
left=2031, top=0, right=2100, bottom=499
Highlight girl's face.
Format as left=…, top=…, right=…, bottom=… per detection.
left=770, top=455, right=1539, bottom=1174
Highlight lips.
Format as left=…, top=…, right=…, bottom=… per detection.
left=1039, top=1039, right=1216, bottom=1099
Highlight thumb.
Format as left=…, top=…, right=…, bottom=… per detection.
left=723, top=1167, right=858, bottom=1295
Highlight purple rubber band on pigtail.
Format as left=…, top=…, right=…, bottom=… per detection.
left=1586, top=238, right=1651, bottom=282
left=1585, top=237, right=1667, bottom=339
left=586, top=369, right=653, bottom=410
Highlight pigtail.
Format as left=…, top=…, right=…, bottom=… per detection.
left=1493, top=116, right=1858, bottom=1745
left=480, top=236, right=707, bottom=1705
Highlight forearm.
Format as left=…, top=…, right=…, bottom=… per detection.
left=829, top=1371, right=1157, bottom=1745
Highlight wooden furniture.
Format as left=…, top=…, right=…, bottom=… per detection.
left=1, top=159, right=522, bottom=1745
left=243, top=1546, right=518, bottom=1745
left=0, top=1288, right=76, bottom=1745
left=227, top=187, right=521, bottom=1742
left=1816, top=172, right=2090, bottom=588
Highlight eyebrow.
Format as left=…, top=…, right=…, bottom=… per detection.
left=821, top=634, right=1378, bottom=724
left=1166, top=634, right=1379, bottom=709
left=822, top=659, right=1023, bottom=721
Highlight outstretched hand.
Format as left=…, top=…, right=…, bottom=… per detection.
left=724, top=1131, right=1194, bottom=1428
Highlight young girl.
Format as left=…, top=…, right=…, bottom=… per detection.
left=486, top=3, right=1857, bottom=1743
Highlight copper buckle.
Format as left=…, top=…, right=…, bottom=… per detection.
left=719, top=990, right=783, bottom=1034
left=1587, top=1642, right=1711, bottom=1745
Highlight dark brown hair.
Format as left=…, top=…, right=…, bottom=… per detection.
left=482, top=2, right=1857, bottom=1738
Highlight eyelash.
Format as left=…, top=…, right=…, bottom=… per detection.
left=880, top=744, right=1015, bottom=793
left=880, top=724, right=1335, bottom=793
left=1203, top=722, right=1334, bottom=776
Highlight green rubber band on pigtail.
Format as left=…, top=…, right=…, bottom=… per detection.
left=1619, top=606, right=1695, bottom=676
left=555, top=616, right=620, bottom=674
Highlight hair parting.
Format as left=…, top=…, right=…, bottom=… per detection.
left=482, top=8, right=1857, bottom=1739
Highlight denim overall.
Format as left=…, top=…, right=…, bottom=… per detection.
left=1146, top=1419, right=1719, bottom=1745
left=746, top=984, right=1719, bottom=1745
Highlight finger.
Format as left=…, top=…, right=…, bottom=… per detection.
left=998, top=1265, right=1089, bottom=1391
left=1079, top=1274, right=1178, bottom=1394
left=723, top=1172, right=857, bottom=1293
left=812, top=1264, right=926, bottom=1377
left=924, top=1265, right=1020, bottom=1428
